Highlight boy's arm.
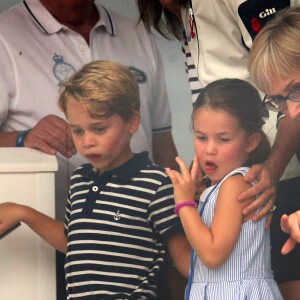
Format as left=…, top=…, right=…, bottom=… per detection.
left=0, top=202, right=67, bottom=253
left=167, top=232, right=191, bottom=278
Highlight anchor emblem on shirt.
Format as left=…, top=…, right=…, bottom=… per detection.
left=114, top=210, right=121, bottom=221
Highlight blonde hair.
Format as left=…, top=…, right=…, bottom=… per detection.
left=58, top=60, right=140, bottom=121
left=248, top=6, right=300, bottom=93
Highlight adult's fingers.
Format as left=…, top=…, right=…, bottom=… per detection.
left=280, top=214, right=290, bottom=233
left=243, top=164, right=263, bottom=183
left=250, top=194, right=276, bottom=222
left=241, top=185, right=275, bottom=218
left=281, top=238, right=297, bottom=255
left=190, top=155, right=201, bottom=183
left=175, top=157, right=191, bottom=178
left=25, top=115, right=76, bottom=157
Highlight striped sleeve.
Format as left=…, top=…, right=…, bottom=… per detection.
left=147, top=170, right=183, bottom=241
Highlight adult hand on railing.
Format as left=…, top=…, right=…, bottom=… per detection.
left=24, top=115, right=76, bottom=158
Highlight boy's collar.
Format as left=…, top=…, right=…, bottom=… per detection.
left=81, top=151, right=151, bottom=182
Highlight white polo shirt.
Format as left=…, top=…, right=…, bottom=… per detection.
left=182, top=0, right=300, bottom=180
left=0, top=0, right=172, bottom=219
left=185, top=0, right=300, bottom=87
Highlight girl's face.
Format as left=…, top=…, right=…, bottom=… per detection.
left=193, top=107, right=258, bottom=184
left=268, top=75, right=300, bottom=122
left=66, top=100, right=140, bottom=173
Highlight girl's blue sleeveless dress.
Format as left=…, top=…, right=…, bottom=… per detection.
left=189, top=167, right=283, bottom=300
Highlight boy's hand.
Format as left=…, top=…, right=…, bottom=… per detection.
left=237, top=163, right=276, bottom=227
left=281, top=211, right=300, bottom=255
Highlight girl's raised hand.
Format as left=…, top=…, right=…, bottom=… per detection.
left=190, top=155, right=207, bottom=200
left=166, top=156, right=196, bottom=205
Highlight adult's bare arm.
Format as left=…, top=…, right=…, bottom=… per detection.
left=167, top=232, right=191, bottom=278
left=152, top=131, right=178, bottom=169
left=0, top=115, right=76, bottom=158
left=238, top=117, right=300, bottom=223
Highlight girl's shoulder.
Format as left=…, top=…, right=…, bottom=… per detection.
left=222, top=167, right=250, bottom=181
left=218, top=167, right=256, bottom=205
left=220, top=167, right=253, bottom=190
left=219, top=166, right=257, bottom=188
left=200, top=167, right=254, bottom=203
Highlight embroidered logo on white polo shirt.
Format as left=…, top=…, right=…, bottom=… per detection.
left=52, top=53, right=76, bottom=84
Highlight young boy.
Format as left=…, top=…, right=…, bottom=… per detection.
left=0, top=60, right=188, bottom=299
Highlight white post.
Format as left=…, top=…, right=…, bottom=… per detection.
left=0, top=148, right=58, bottom=300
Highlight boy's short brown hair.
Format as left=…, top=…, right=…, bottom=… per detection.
left=58, top=60, right=140, bottom=121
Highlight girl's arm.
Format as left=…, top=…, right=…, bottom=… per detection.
left=166, top=157, right=254, bottom=269
left=281, top=211, right=300, bottom=255
left=0, top=202, right=67, bottom=253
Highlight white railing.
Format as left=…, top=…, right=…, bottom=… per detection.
left=0, top=148, right=58, bottom=300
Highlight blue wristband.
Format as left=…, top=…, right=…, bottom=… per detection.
left=16, top=129, right=30, bottom=147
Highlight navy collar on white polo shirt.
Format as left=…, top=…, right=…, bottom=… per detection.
left=23, top=0, right=116, bottom=36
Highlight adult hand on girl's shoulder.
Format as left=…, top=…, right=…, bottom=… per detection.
left=281, top=211, right=300, bottom=255
left=237, top=163, right=277, bottom=227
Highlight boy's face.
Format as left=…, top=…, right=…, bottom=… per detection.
left=66, top=100, right=140, bottom=173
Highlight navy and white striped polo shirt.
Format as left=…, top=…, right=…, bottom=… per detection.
left=64, top=152, right=182, bottom=299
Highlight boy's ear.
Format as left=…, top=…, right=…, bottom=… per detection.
left=246, top=132, right=261, bottom=154
left=128, top=111, right=140, bottom=135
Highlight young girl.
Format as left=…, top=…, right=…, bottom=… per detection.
left=166, top=79, right=283, bottom=299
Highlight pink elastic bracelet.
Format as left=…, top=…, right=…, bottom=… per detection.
left=174, top=201, right=197, bottom=215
